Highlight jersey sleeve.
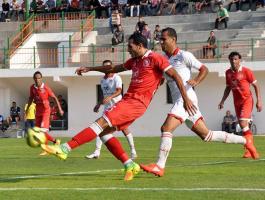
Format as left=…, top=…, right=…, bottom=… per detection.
left=153, top=54, right=172, bottom=72
left=46, top=85, right=55, bottom=98
left=184, top=51, right=203, bottom=70
left=245, top=68, right=256, bottom=84
left=124, top=58, right=134, bottom=70
left=225, top=70, right=230, bottom=86
left=115, top=75, right=123, bottom=89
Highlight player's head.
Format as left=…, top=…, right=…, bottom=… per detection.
left=210, top=30, right=214, bottom=36
left=128, top=32, right=148, bottom=58
left=160, top=27, right=177, bottom=54
left=102, top=60, right=113, bottom=76
left=228, top=51, right=241, bottom=70
left=33, top=71, right=43, bottom=87
left=12, top=101, right=16, bottom=107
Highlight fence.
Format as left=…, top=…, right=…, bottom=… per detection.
left=1, top=38, right=265, bottom=69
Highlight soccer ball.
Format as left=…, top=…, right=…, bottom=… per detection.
left=26, top=127, right=47, bottom=148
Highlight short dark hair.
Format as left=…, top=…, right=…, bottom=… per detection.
left=228, top=51, right=242, bottom=59
left=33, top=71, right=42, bottom=78
left=128, top=32, right=148, bottom=48
left=162, top=27, right=177, bottom=41
left=103, top=60, right=112, bottom=65
left=155, top=25, right=160, bottom=28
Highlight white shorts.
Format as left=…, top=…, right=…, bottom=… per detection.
left=168, top=90, right=203, bottom=129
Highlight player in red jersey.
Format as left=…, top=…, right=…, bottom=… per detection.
left=26, top=71, right=64, bottom=155
left=39, top=32, right=197, bottom=181
left=218, top=51, right=262, bottom=158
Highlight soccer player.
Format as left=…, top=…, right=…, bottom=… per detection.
left=218, top=51, right=262, bottom=158
left=85, top=59, right=137, bottom=160
left=140, top=27, right=259, bottom=177
left=39, top=32, right=196, bottom=181
left=26, top=71, right=64, bottom=155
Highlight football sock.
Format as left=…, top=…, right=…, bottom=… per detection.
left=242, top=126, right=252, bottom=137
left=156, top=132, right=173, bottom=169
left=67, top=122, right=103, bottom=149
left=44, top=132, right=55, bottom=144
left=204, top=130, right=246, bottom=144
left=125, top=133, right=136, bottom=150
left=95, top=136, right=103, bottom=152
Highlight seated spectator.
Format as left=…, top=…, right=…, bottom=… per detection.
left=1, top=0, right=10, bottom=22
left=98, top=0, right=111, bottom=18
left=45, top=0, right=56, bottom=12
left=203, top=30, right=217, bottom=58
left=227, top=0, right=240, bottom=11
left=240, top=0, right=256, bottom=11
left=157, top=0, right=168, bottom=15
left=0, top=115, right=8, bottom=132
left=10, top=0, right=20, bottom=21
left=30, top=0, right=38, bottom=13
left=142, top=23, right=151, bottom=49
left=61, top=0, right=70, bottom=12
left=135, top=15, right=146, bottom=33
left=112, top=24, right=124, bottom=50
left=50, top=101, right=59, bottom=121
left=110, top=9, right=122, bottom=33
left=222, top=110, right=236, bottom=133
left=118, top=0, right=128, bottom=16
left=148, top=0, right=160, bottom=16
left=24, top=102, right=36, bottom=131
left=214, top=3, right=229, bottom=30
left=153, top=24, right=161, bottom=50
left=128, top=0, right=140, bottom=17
left=69, top=0, right=80, bottom=12
left=170, top=0, right=188, bottom=15
left=7, top=101, right=21, bottom=128
left=58, top=95, right=68, bottom=119
left=36, top=0, right=45, bottom=13
left=140, top=0, right=150, bottom=16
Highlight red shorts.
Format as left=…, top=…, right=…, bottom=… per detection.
left=234, top=97, right=253, bottom=120
left=35, top=112, right=50, bottom=130
left=103, top=96, right=147, bottom=131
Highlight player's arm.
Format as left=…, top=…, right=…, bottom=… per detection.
left=187, top=65, right=209, bottom=87
left=252, top=81, right=262, bottom=112
left=52, top=95, right=64, bottom=116
left=165, top=68, right=197, bottom=116
left=94, top=89, right=104, bottom=113
left=218, top=86, right=231, bottom=110
left=75, top=64, right=128, bottom=76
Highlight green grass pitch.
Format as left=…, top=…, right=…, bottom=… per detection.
left=0, top=136, right=265, bottom=200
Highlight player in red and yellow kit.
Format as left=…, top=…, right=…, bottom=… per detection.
left=218, top=51, right=262, bottom=158
left=39, top=32, right=196, bottom=181
left=26, top=71, right=64, bottom=155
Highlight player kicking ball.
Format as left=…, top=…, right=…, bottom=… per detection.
left=140, top=28, right=259, bottom=177
left=85, top=60, right=137, bottom=160
left=38, top=32, right=196, bottom=181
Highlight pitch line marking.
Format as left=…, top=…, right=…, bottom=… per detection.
left=1, top=187, right=265, bottom=192
left=0, top=159, right=264, bottom=181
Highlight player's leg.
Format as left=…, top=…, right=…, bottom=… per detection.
left=122, top=128, right=137, bottom=159
left=85, top=136, right=103, bottom=159
left=41, top=112, right=59, bottom=144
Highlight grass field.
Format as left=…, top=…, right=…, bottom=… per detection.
left=0, top=136, right=265, bottom=200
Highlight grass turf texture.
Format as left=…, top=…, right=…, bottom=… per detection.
left=0, top=136, right=265, bottom=200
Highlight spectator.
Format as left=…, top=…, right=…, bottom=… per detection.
left=112, top=24, right=124, bottom=51
left=30, top=0, right=38, bottom=13
left=148, top=0, right=160, bottom=15
left=222, top=110, right=236, bottom=133
left=69, top=0, right=80, bottom=11
left=10, top=0, right=20, bottom=21
left=58, top=95, right=68, bottom=117
left=45, top=0, right=56, bottom=12
left=1, top=0, right=10, bottom=22
left=141, top=23, right=151, bottom=49
left=128, top=0, right=140, bottom=17
left=50, top=101, right=59, bottom=121
left=61, top=0, right=70, bottom=12
left=195, top=0, right=210, bottom=12
left=0, top=115, right=8, bottom=132
left=153, top=24, right=161, bottom=50
left=110, top=9, right=122, bottom=33
left=135, top=15, right=145, bottom=33
left=140, top=0, right=149, bottom=16
left=203, top=30, right=217, bottom=58
left=157, top=0, right=168, bottom=15
left=240, top=0, right=256, bottom=11
left=227, top=0, right=241, bottom=11
left=7, top=101, right=21, bottom=128
left=214, top=3, right=229, bottom=30
left=170, top=0, right=189, bottom=15
left=98, top=0, right=111, bottom=18
left=55, top=0, right=62, bottom=11
left=36, top=0, right=45, bottom=13
left=24, top=102, right=36, bottom=131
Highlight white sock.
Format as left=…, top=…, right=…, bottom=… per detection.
left=204, top=130, right=246, bottom=144
left=126, top=133, right=136, bottom=151
left=156, top=132, right=173, bottom=169
left=95, top=136, right=102, bottom=154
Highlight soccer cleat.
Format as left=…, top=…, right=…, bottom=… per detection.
left=41, top=144, right=68, bottom=160
left=244, top=135, right=260, bottom=159
left=124, top=162, right=140, bottom=181
left=55, top=139, right=61, bottom=145
left=242, top=149, right=252, bottom=158
left=85, top=152, right=100, bottom=159
left=131, top=149, right=138, bottom=160
left=140, top=163, right=165, bottom=177
left=39, top=151, right=49, bottom=156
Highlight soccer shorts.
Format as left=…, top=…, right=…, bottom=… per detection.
left=103, top=96, right=147, bottom=131
left=168, top=90, right=203, bottom=129
left=234, top=97, right=253, bottom=120
left=35, top=112, right=50, bottom=130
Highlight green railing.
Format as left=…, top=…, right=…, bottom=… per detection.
left=1, top=38, right=265, bottom=69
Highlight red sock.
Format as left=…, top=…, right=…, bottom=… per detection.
left=105, top=137, right=129, bottom=163
left=243, top=129, right=253, bottom=137
left=45, top=132, right=55, bottom=144
left=67, top=128, right=97, bottom=149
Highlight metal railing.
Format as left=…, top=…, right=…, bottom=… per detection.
left=1, top=38, right=265, bottom=69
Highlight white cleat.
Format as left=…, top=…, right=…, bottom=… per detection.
left=85, top=153, right=100, bottom=159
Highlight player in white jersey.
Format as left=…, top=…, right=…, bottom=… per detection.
left=86, top=60, right=137, bottom=159
left=140, top=27, right=258, bottom=177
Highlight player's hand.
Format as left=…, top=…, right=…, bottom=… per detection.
left=256, top=101, right=262, bottom=112
left=93, top=104, right=100, bottom=113
left=187, top=79, right=199, bottom=87
left=59, top=109, right=64, bottom=116
left=218, top=102, right=224, bottom=110
left=183, top=98, right=197, bottom=116
left=75, top=67, right=90, bottom=76
left=103, top=96, right=112, bottom=104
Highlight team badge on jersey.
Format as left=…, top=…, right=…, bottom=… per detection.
left=143, top=58, right=150, bottom=67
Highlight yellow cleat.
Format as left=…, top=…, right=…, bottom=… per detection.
left=39, top=151, right=49, bottom=156
left=41, top=144, right=68, bottom=160
left=124, top=162, right=140, bottom=181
